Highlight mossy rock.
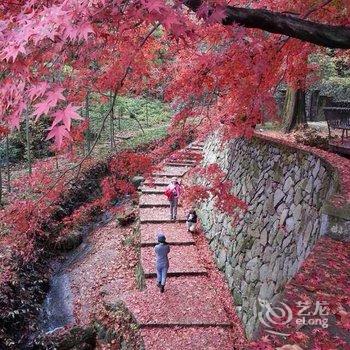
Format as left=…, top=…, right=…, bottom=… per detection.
left=116, top=210, right=136, bottom=226
left=55, top=231, right=83, bottom=252
left=272, top=163, right=283, bottom=182
left=55, top=326, right=96, bottom=350
left=241, top=236, right=254, bottom=251
left=233, top=290, right=243, bottom=306
left=322, top=202, right=350, bottom=220
left=131, top=176, right=145, bottom=189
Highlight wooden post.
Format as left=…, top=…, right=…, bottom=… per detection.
left=308, top=90, right=320, bottom=121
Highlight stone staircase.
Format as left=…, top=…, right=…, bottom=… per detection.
left=122, top=142, right=237, bottom=350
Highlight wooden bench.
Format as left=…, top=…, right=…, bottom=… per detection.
left=327, top=100, right=350, bottom=108
left=323, top=107, right=350, bottom=141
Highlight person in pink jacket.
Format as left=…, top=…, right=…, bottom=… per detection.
left=165, top=177, right=181, bottom=221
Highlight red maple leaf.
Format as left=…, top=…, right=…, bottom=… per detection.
left=46, top=87, right=65, bottom=106
left=46, top=124, right=71, bottom=148
left=28, top=82, right=49, bottom=101
left=52, top=104, right=83, bottom=131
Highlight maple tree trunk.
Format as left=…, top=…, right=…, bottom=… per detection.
left=283, top=87, right=307, bottom=132
left=85, top=91, right=91, bottom=154
left=25, top=111, right=32, bottom=176
left=184, top=1, right=350, bottom=48
left=109, top=92, right=116, bottom=151
left=6, top=134, right=11, bottom=193
left=0, top=150, right=2, bottom=206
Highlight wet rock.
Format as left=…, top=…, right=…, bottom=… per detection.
left=56, top=231, right=83, bottom=252
left=52, top=326, right=96, bottom=350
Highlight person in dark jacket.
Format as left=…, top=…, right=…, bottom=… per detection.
left=155, top=233, right=170, bottom=293
left=186, top=209, right=197, bottom=232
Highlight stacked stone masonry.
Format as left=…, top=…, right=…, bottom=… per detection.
left=197, top=135, right=340, bottom=338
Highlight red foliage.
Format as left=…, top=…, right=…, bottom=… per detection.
left=1, top=0, right=347, bottom=147
left=0, top=148, right=156, bottom=284
left=183, top=163, right=247, bottom=215
left=0, top=125, right=9, bottom=138
left=250, top=237, right=350, bottom=349
left=109, top=151, right=154, bottom=180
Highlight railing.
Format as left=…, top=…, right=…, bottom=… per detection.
left=323, top=107, right=350, bottom=141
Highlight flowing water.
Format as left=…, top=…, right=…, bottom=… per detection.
left=40, top=210, right=114, bottom=334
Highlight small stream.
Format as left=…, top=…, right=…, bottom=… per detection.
left=39, top=209, right=116, bottom=334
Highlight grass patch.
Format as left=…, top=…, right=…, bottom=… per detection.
left=121, top=124, right=168, bottom=150
left=89, top=94, right=171, bottom=141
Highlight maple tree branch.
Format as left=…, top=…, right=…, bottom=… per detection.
left=302, top=0, right=334, bottom=18
left=35, top=23, right=160, bottom=203
left=183, top=0, right=350, bottom=49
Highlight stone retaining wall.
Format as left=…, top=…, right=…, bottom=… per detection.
left=197, top=135, right=341, bottom=338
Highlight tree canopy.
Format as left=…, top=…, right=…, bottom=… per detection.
left=0, top=0, right=349, bottom=147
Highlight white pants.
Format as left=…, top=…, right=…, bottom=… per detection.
left=186, top=221, right=196, bottom=232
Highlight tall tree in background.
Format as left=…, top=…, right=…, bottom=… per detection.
left=283, top=88, right=307, bottom=132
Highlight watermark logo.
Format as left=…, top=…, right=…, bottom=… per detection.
left=258, top=299, right=330, bottom=336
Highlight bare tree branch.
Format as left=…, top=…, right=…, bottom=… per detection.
left=184, top=0, right=350, bottom=49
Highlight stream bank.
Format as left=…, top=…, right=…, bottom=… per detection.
left=26, top=199, right=144, bottom=350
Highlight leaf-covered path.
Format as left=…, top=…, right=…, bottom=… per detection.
left=122, top=142, right=246, bottom=350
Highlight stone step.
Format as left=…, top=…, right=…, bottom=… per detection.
left=141, top=223, right=195, bottom=247
left=141, top=327, right=235, bottom=350
left=144, top=177, right=170, bottom=186
left=168, top=154, right=201, bottom=163
left=140, top=207, right=186, bottom=223
left=153, top=173, right=185, bottom=178
left=188, top=146, right=204, bottom=151
left=122, top=276, right=231, bottom=327
left=167, top=157, right=197, bottom=163
left=164, top=162, right=196, bottom=168
left=140, top=194, right=181, bottom=208
left=141, top=186, right=167, bottom=194
left=154, top=166, right=189, bottom=177
left=193, top=141, right=205, bottom=147
left=141, top=245, right=206, bottom=277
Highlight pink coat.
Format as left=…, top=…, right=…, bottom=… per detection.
left=167, top=183, right=181, bottom=198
